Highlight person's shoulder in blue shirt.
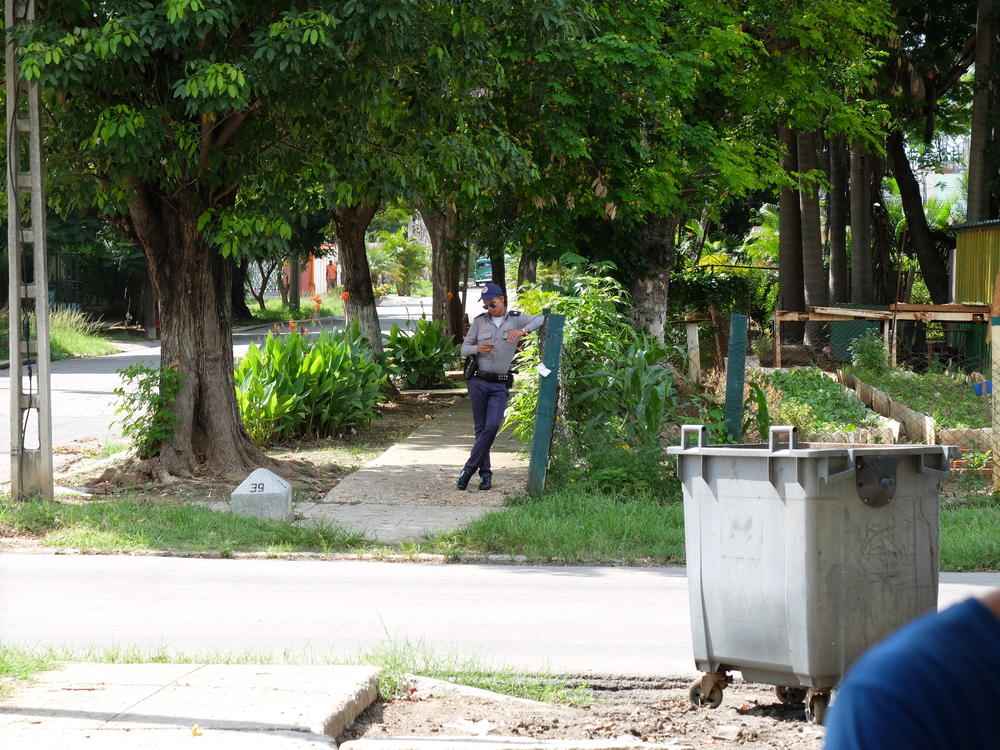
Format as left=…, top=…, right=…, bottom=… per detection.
left=824, top=591, right=1000, bottom=750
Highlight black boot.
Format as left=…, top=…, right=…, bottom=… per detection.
left=478, top=475, right=492, bottom=491
left=456, top=470, right=473, bottom=490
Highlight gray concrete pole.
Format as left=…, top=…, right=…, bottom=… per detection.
left=6, top=0, right=53, bottom=500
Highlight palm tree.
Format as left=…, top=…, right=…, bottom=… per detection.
left=377, top=229, right=430, bottom=296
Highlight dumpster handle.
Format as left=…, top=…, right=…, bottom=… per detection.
left=916, top=448, right=952, bottom=478
left=681, top=425, right=708, bottom=450
left=820, top=457, right=855, bottom=484
left=769, top=426, right=798, bottom=452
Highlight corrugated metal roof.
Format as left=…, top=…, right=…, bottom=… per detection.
left=953, top=219, right=1000, bottom=232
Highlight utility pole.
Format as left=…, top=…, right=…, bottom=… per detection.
left=6, top=0, right=53, bottom=500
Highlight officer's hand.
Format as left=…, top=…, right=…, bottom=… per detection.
left=505, top=328, right=525, bottom=343
left=477, top=342, right=494, bottom=354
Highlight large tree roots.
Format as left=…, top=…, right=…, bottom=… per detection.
left=90, top=451, right=306, bottom=491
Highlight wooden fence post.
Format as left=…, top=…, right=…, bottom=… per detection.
left=686, top=318, right=701, bottom=384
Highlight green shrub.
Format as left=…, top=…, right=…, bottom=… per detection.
left=507, top=267, right=683, bottom=497
left=849, top=330, right=889, bottom=377
left=767, top=368, right=881, bottom=436
left=114, top=364, right=186, bottom=459
left=383, top=317, right=458, bottom=389
left=234, top=321, right=386, bottom=446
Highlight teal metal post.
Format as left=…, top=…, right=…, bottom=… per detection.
left=527, top=313, right=565, bottom=497
left=724, top=314, right=748, bottom=442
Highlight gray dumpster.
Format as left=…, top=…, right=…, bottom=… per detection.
left=668, top=425, right=957, bottom=723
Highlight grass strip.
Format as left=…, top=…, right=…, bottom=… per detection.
left=426, top=485, right=686, bottom=564
left=250, top=295, right=345, bottom=324
left=0, top=497, right=373, bottom=554
left=0, top=647, right=58, bottom=700
left=0, top=639, right=589, bottom=704
left=940, top=502, right=1000, bottom=571
left=50, top=328, right=118, bottom=359
left=4, top=485, right=992, bottom=571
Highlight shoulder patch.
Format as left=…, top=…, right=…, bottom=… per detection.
left=508, top=310, right=521, bottom=317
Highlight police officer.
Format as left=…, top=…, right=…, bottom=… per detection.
left=457, top=282, right=545, bottom=490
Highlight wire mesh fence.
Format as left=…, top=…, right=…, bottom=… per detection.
left=668, top=314, right=998, bottom=500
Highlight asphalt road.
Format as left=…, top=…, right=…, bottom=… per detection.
left=0, top=555, right=694, bottom=677
left=1, top=555, right=998, bottom=678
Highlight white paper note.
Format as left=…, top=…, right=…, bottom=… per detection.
left=536, top=363, right=552, bottom=377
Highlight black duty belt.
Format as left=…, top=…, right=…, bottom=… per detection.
left=475, top=371, right=514, bottom=384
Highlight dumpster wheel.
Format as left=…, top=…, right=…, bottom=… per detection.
left=774, top=686, right=807, bottom=705
left=805, top=690, right=829, bottom=725
left=688, top=676, right=726, bottom=709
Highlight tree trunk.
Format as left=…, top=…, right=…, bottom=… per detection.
left=231, top=257, right=254, bottom=321
left=850, top=140, right=874, bottom=304
left=517, top=252, right=537, bottom=291
left=828, top=134, right=849, bottom=303
left=968, top=0, right=998, bottom=223
left=490, top=252, right=506, bottom=296
left=420, top=204, right=464, bottom=342
left=798, top=131, right=828, bottom=345
left=629, top=214, right=680, bottom=343
left=116, top=181, right=269, bottom=479
left=886, top=131, right=950, bottom=304
left=778, top=127, right=805, bottom=343
left=331, top=203, right=382, bottom=353
left=249, top=258, right=279, bottom=311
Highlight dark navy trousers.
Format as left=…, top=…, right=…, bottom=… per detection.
left=463, top=376, right=510, bottom=477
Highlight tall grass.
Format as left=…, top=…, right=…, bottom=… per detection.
left=49, top=307, right=105, bottom=336
left=0, top=308, right=116, bottom=359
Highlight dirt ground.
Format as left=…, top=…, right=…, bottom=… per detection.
left=337, top=676, right=826, bottom=749
left=49, top=392, right=463, bottom=500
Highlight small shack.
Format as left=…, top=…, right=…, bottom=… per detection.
left=952, top=220, right=1000, bottom=370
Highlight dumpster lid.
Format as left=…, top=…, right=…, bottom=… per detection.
left=667, top=425, right=961, bottom=461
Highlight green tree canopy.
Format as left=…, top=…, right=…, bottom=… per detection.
left=13, top=0, right=559, bottom=478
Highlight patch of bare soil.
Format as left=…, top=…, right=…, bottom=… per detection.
left=0, top=521, right=45, bottom=552
left=339, top=678, right=825, bottom=750
left=51, top=393, right=462, bottom=502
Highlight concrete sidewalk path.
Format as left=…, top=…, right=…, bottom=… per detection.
left=0, top=663, right=379, bottom=749
left=289, top=397, right=528, bottom=544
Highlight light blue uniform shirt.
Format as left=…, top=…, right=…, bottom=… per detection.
left=461, top=310, right=545, bottom=375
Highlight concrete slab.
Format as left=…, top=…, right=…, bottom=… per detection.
left=0, top=663, right=380, bottom=749
left=296, top=504, right=496, bottom=544
left=325, top=398, right=527, bottom=512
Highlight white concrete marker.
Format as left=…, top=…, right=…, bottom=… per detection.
left=231, top=467, right=293, bottom=520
